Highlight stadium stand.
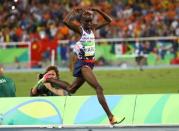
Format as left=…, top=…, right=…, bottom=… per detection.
left=0, top=0, right=178, bottom=68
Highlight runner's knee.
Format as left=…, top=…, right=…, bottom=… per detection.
left=96, top=86, right=103, bottom=94
left=69, top=88, right=76, bottom=94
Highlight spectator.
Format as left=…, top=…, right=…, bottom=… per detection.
left=135, top=40, right=147, bottom=71
left=0, top=65, right=16, bottom=97
left=0, top=0, right=177, bottom=42
left=60, top=43, right=68, bottom=67
left=30, top=65, right=67, bottom=96
left=68, top=36, right=76, bottom=72
left=42, top=47, right=51, bottom=64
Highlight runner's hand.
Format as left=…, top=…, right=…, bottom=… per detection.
left=73, top=7, right=84, bottom=13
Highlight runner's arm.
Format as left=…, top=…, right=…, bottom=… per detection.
left=63, top=8, right=83, bottom=34
left=91, top=8, right=112, bottom=30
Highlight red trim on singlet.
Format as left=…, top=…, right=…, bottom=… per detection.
left=82, top=59, right=95, bottom=63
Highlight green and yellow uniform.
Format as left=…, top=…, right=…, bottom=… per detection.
left=0, top=76, right=16, bottom=97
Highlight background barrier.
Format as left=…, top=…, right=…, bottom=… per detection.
left=0, top=94, right=179, bottom=125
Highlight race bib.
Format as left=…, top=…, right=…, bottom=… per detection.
left=83, top=42, right=95, bottom=56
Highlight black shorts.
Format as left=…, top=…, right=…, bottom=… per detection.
left=73, top=59, right=94, bottom=77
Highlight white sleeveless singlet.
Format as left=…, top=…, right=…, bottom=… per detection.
left=73, top=27, right=95, bottom=59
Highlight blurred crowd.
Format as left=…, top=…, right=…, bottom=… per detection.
left=0, top=0, right=178, bottom=43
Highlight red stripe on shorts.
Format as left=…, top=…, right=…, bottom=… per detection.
left=82, top=59, right=95, bottom=63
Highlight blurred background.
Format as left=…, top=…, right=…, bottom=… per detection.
left=0, top=0, right=178, bottom=70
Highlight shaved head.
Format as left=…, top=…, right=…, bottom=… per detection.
left=80, top=10, right=94, bottom=30
left=81, top=10, right=94, bottom=19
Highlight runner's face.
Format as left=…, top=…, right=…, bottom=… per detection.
left=82, top=14, right=93, bottom=30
